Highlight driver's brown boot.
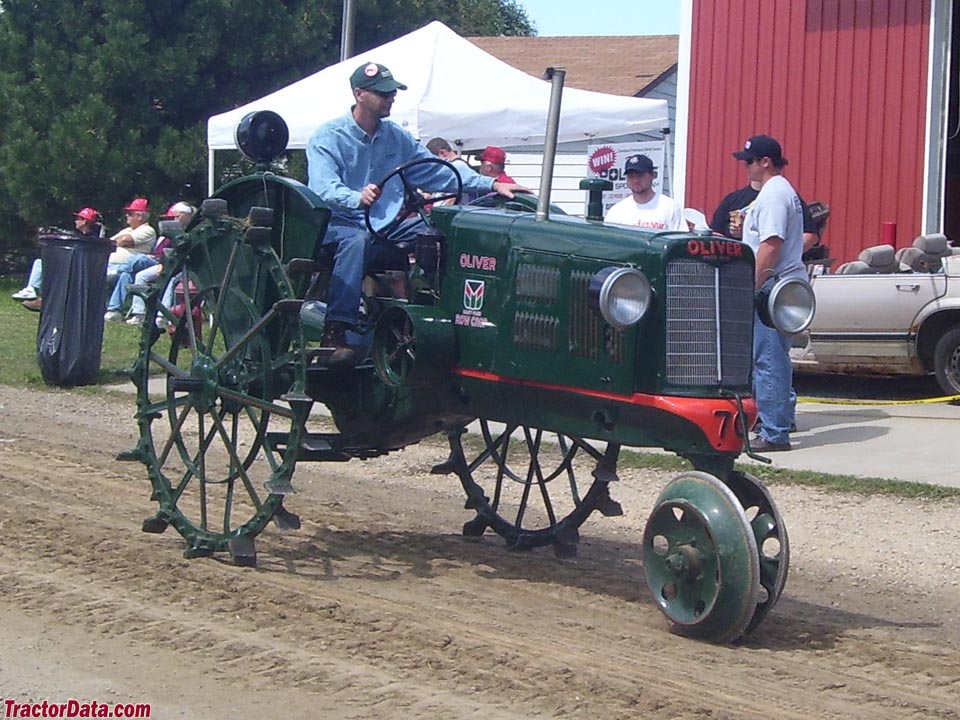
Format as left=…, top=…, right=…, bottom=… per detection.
left=320, top=321, right=356, bottom=367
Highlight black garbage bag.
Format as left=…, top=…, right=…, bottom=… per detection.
left=36, top=229, right=113, bottom=386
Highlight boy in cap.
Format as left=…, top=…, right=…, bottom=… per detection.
left=306, top=62, right=528, bottom=365
left=604, top=154, right=685, bottom=231
left=478, top=146, right=516, bottom=184
left=733, top=134, right=805, bottom=452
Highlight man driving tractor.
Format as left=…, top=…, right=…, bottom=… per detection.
left=306, top=61, right=527, bottom=365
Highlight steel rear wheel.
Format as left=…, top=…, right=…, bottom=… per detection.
left=642, top=471, right=760, bottom=643
left=127, top=208, right=306, bottom=564
left=440, top=421, right=623, bottom=557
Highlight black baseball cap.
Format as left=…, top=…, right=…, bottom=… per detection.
left=624, top=154, right=656, bottom=174
left=733, top=135, right=787, bottom=165
left=350, top=62, right=408, bottom=92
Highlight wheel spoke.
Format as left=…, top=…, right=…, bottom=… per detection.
left=444, top=422, right=615, bottom=553
left=210, top=409, right=264, bottom=511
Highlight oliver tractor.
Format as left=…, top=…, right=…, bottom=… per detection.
left=120, top=81, right=814, bottom=643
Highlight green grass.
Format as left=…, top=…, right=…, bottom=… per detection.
left=616, top=448, right=960, bottom=500
left=0, top=276, right=143, bottom=390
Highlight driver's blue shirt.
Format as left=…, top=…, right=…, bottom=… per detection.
left=306, top=110, right=494, bottom=232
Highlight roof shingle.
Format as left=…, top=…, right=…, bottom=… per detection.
left=467, top=35, right=679, bottom=98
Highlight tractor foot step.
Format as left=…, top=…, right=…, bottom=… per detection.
left=298, top=433, right=353, bottom=462
left=228, top=536, right=257, bottom=567
left=272, top=502, right=302, bottom=530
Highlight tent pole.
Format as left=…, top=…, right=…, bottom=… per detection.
left=208, top=150, right=215, bottom=196
left=340, top=0, right=356, bottom=61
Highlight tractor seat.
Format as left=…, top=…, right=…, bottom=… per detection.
left=310, top=238, right=410, bottom=274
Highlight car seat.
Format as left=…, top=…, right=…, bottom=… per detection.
left=835, top=244, right=903, bottom=274
left=894, top=233, right=954, bottom=273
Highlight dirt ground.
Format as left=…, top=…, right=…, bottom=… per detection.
left=0, top=383, right=958, bottom=720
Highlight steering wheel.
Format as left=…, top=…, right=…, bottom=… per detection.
left=365, top=157, right=463, bottom=241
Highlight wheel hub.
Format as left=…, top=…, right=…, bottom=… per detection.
left=665, top=544, right=703, bottom=580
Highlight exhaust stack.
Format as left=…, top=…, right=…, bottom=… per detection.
left=536, top=67, right=565, bottom=222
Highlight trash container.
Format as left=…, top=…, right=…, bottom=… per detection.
left=36, top=229, right=113, bottom=386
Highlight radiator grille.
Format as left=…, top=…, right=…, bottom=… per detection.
left=569, top=270, right=625, bottom=363
left=513, top=312, right=560, bottom=350
left=665, top=259, right=753, bottom=386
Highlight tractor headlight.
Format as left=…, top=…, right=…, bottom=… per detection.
left=589, top=267, right=653, bottom=329
left=235, top=110, right=289, bottom=164
left=756, top=276, right=816, bottom=334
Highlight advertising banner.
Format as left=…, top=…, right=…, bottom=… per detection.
left=585, top=141, right=665, bottom=216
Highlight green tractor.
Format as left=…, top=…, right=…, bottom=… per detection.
left=121, top=83, right=813, bottom=643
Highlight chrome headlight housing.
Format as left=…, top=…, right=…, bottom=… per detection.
left=589, top=267, right=653, bottom=329
left=757, top=276, right=816, bottom=334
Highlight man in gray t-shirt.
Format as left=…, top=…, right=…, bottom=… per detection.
left=733, top=135, right=804, bottom=452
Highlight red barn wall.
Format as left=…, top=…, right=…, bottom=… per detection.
left=685, top=0, right=931, bottom=263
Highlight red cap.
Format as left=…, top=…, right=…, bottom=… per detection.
left=124, top=198, right=150, bottom=212
left=74, top=207, right=99, bottom=222
left=162, top=204, right=179, bottom=218
left=480, top=146, right=506, bottom=165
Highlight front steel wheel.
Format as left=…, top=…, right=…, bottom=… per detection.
left=126, top=204, right=307, bottom=564
left=642, top=471, right=760, bottom=643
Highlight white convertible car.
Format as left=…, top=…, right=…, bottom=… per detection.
left=791, top=234, right=960, bottom=395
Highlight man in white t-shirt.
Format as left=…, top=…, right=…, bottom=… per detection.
left=604, top=154, right=685, bottom=231
left=735, top=134, right=805, bottom=453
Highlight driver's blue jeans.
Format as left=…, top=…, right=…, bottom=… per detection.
left=323, top=218, right=423, bottom=327
left=752, top=313, right=795, bottom=444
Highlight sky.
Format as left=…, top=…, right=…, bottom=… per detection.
left=516, top=0, right=682, bottom=36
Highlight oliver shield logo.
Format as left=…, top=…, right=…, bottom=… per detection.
left=463, top=279, right=485, bottom=311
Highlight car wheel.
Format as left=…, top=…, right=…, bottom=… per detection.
left=933, top=327, right=960, bottom=395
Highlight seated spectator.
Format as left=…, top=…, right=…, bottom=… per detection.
left=127, top=202, right=195, bottom=326
left=106, top=202, right=193, bottom=324
left=15, top=207, right=104, bottom=312
left=478, top=146, right=517, bottom=184
left=106, top=198, right=156, bottom=276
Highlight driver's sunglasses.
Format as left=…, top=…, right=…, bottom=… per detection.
left=368, top=88, right=397, bottom=99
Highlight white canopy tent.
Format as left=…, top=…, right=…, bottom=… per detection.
left=206, top=21, right=669, bottom=191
